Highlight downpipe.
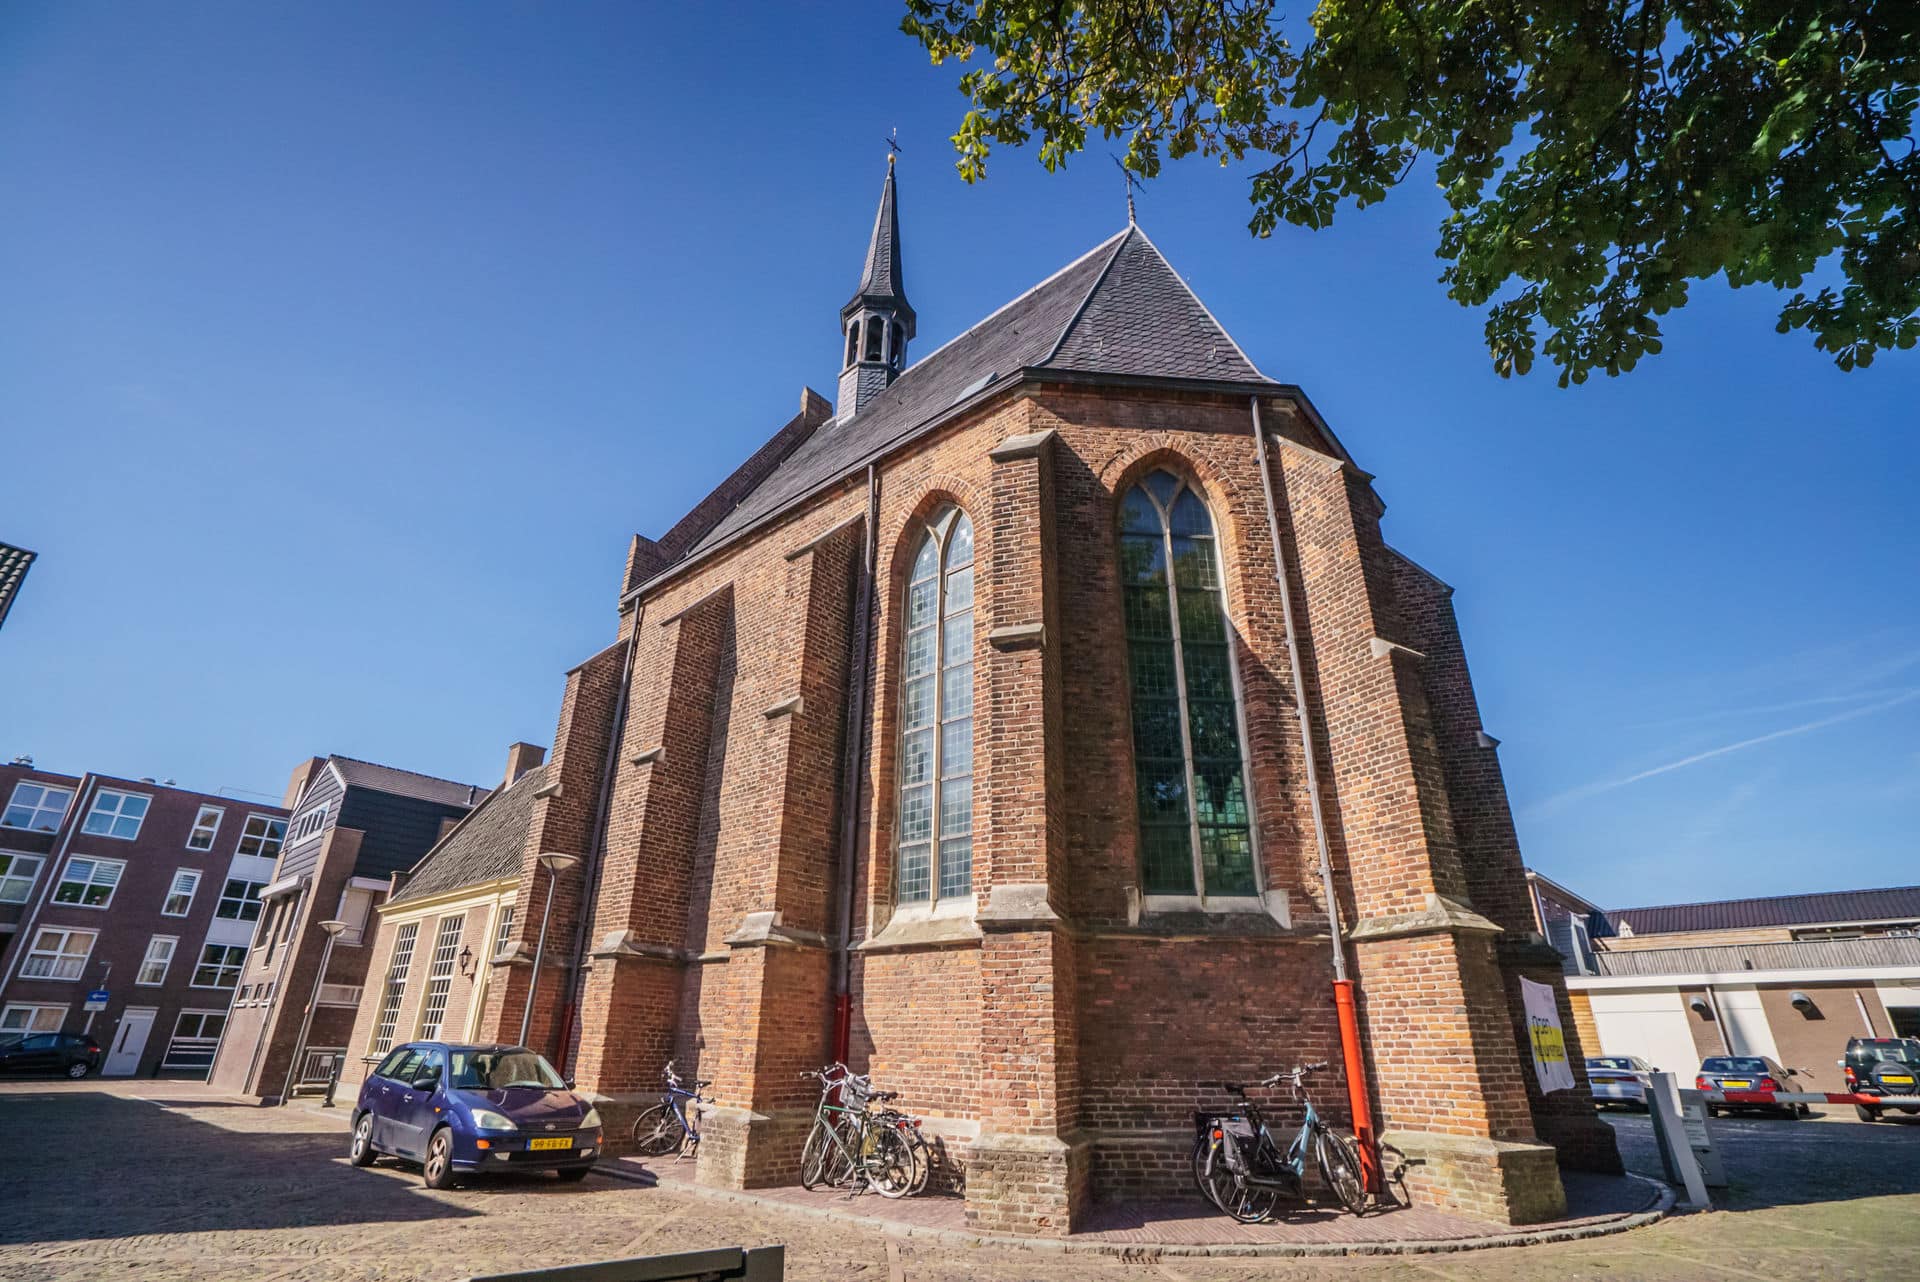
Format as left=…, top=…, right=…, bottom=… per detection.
left=1250, top=396, right=1381, bottom=1193
left=830, top=465, right=881, bottom=1062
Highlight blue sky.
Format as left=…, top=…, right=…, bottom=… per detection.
left=2, top=2, right=1913, bottom=907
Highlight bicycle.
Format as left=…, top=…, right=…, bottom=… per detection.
left=1191, top=1062, right=1367, bottom=1223
left=629, top=1060, right=711, bottom=1159
left=798, top=1064, right=915, bottom=1198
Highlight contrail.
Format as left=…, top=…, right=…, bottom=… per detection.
left=1527, top=687, right=1920, bottom=815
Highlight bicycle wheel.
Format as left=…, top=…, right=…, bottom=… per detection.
left=1194, top=1137, right=1278, bottom=1222
left=1314, top=1128, right=1367, bottom=1215
left=799, top=1118, right=833, bottom=1189
left=864, top=1124, right=917, bottom=1199
left=630, top=1103, right=685, bottom=1158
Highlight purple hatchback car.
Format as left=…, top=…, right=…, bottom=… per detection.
left=349, top=1042, right=603, bottom=1187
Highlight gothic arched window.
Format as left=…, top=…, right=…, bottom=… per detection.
left=1119, top=470, right=1257, bottom=900
left=897, top=507, right=975, bottom=905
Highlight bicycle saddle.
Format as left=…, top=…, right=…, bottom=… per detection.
left=870, top=1090, right=900, bottom=1102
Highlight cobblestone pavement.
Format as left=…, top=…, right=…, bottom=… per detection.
left=2, top=1082, right=1916, bottom=1281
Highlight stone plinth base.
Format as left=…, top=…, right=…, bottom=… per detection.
left=695, top=1104, right=815, bottom=1189
left=1534, top=1107, right=1625, bottom=1174
left=964, top=1131, right=1090, bottom=1236
left=1380, top=1129, right=1566, bottom=1225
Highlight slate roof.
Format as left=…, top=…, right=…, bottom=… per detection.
left=684, top=225, right=1274, bottom=563
left=0, top=541, right=36, bottom=630
left=386, top=763, right=547, bottom=906
left=1603, top=886, right=1920, bottom=936
left=846, top=161, right=911, bottom=326
left=330, top=755, right=490, bottom=809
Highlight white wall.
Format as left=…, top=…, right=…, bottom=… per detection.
left=1588, top=989, right=1701, bottom=1075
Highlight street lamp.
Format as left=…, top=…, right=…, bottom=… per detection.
left=279, top=919, right=351, bottom=1106
left=518, top=852, right=581, bottom=1049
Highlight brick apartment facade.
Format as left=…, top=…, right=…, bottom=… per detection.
left=345, top=167, right=1620, bottom=1233
left=208, top=751, right=525, bottom=1101
left=0, top=761, right=289, bottom=1076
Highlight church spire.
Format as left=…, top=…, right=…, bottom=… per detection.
left=838, top=156, right=916, bottom=419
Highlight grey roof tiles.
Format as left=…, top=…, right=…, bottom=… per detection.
left=682, top=226, right=1273, bottom=565
left=1603, top=885, right=1920, bottom=936
left=387, top=763, right=548, bottom=905
left=330, top=755, right=490, bottom=810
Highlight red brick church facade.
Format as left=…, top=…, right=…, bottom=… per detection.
left=409, top=164, right=1618, bottom=1233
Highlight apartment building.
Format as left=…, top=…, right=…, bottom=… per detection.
left=0, top=759, right=289, bottom=1076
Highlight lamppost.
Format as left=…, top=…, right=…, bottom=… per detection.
left=518, top=852, right=580, bottom=1048
left=280, top=919, right=350, bottom=1106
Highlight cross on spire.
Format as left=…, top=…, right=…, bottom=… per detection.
left=1113, top=156, right=1141, bottom=225
left=886, top=128, right=902, bottom=167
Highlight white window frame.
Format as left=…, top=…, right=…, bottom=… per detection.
left=2, top=781, right=75, bottom=833
left=236, top=813, right=288, bottom=859
left=185, top=804, right=224, bottom=851
left=82, top=788, right=151, bottom=841
left=0, top=1003, right=68, bottom=1034
left=190, top=942, right=246, bottom=990
left=215, top=876, right=267, bottom=922
left=415, top=915, right=464, bottom=1041
left=137, top=935, right=179, bottom=986
left=53, top=856, right=126, bottom=909
left=288, top=803, right=329, bottom=845
left=0, top=850, right=44, bottom=903
left=369, top=922, right=420, bottom=1055
left=162, top=868, right=201, bottom=917
left=161, top=1009, right=228, bottom=1070
left=21, top=927, right=98, bottom=981
left=493, top=903, right=515, bottom=959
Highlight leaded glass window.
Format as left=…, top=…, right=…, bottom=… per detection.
left=1119, top=470, right=1257, bottom=899
left=897, top=507, right=975, bottom=905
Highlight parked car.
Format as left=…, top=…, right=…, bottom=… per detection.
left=1587, top=1056, right=1656, bottom=1109
left=349, top=1042, right=603, bottom=1188
left=1841, top=1037, right=1920, bottom=1123
left=0, top=1031, right=102, bottom=1079
left=1696, top=1055, right=1809, bottom=1118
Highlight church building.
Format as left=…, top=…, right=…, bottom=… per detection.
left=341, top=160, right=1620, bottom=1234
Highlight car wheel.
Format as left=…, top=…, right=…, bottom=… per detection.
left=349, top=1114, right=378, bottom=1167
left=1856, top=1104, right=1881, bottom=1123
left=422, top=1128, right=458, bottom=1190
left=65, top=1061, right=89, bottom=1080
left=557, top=1166, right=591, bottom=1183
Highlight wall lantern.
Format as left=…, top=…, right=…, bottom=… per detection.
left=458, top=944, right=475, bottom=978
left=1687, top=996, right=1713, bottom=1018
left=1789, top=990, right=1821, bottom=1019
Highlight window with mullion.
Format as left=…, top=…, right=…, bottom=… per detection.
left=1119, top=471, right=1258, bottom=900
left=896, top=507, right=975, bottom=906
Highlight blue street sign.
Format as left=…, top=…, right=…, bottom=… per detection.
left=84, top=989, right=109, bottom=1011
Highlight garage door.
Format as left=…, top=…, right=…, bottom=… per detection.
left=1588, top=990, right=1701, bottom=1077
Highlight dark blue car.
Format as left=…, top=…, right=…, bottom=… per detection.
left=349, top=1042, right=603, bottom=1188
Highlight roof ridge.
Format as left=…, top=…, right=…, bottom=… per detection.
left=1041, top=225, right=1134, bottom=366
left=898, top=227, right=1131, bottom=377
left=1608, top=884, right=1920, bottom=916
left=1123, top=224, right=1269, bottom=381
left=328, top=754, right=489, bottom=793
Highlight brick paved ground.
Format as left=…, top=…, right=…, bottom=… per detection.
left=2, top=1082, right=1916, bottom=1281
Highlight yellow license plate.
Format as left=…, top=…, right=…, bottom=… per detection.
left=1722, top=1079, right=1752, bottom=1089
left=1884, top=1074, right=1914, bottom=1084
left=528, top=1137, right=572, bottom=1151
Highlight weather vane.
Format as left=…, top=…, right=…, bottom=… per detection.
left=1112, top=154, right=1141, bottom=225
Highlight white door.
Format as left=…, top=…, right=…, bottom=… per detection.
left=104, top=1007, right=157, bottom=1076
left=1588, top=990, right=1702, bottom=1078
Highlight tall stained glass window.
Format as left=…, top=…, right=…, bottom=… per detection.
left=897, top=507, right=975, bottom=905
left=1119, top=470, right=1257, bottom=899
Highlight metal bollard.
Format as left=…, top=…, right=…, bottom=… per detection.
left=321, top=1058, right=343, bottom=1108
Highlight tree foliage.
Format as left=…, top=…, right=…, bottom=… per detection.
left=901, top=1, right=1920, bottom=383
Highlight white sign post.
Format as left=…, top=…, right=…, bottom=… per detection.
left=1647, top=1071, right=1712, bottom=1209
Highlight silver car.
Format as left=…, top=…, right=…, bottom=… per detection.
left=1587, top=1055, right=1656, bottom=1110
